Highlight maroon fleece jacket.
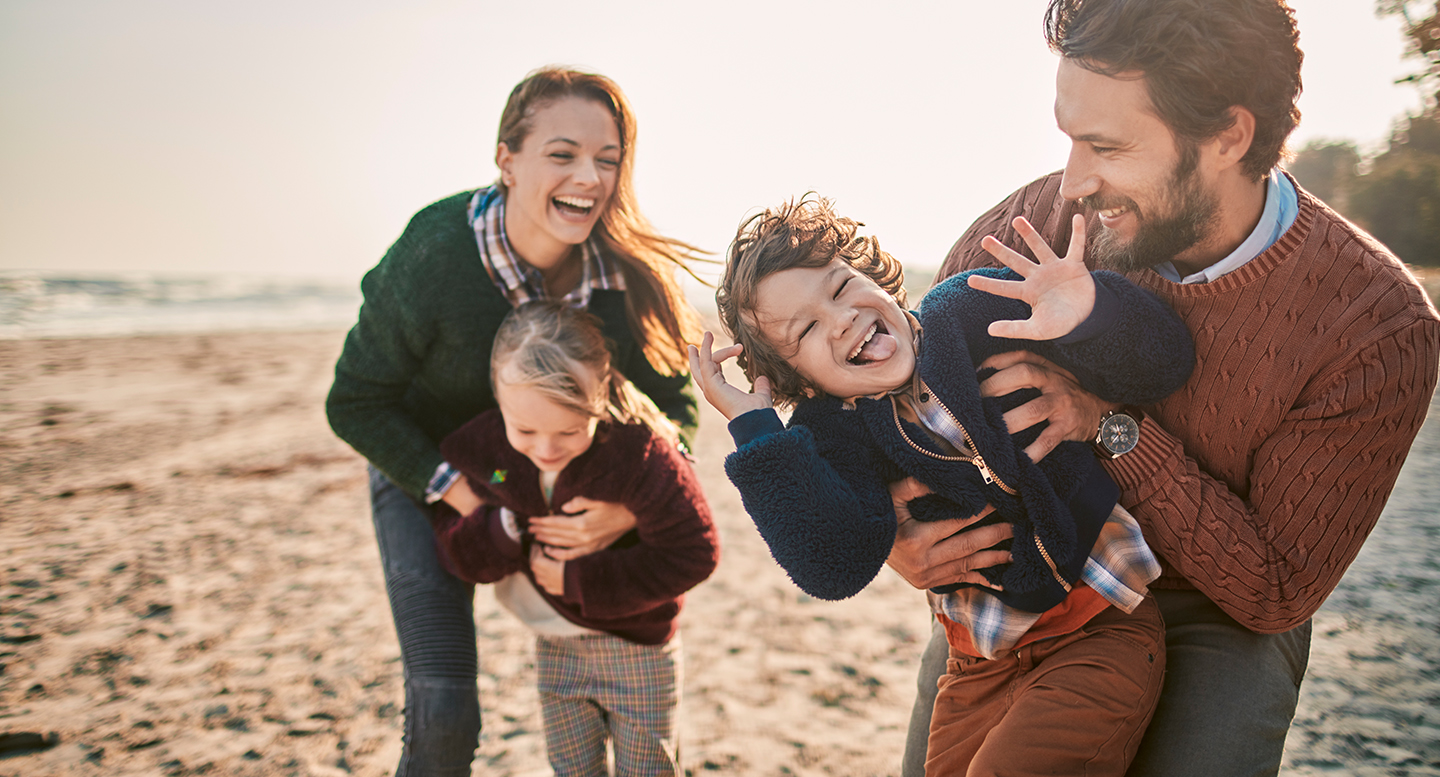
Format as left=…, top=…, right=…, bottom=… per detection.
left=432, top=411, right=719, bottom=645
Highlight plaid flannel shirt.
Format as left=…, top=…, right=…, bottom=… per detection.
left=423, top=187, right=627, bottom=503
left=902, top=376, right=1161, bottom=659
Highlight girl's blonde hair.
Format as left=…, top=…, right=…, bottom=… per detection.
left=491, top=300, right=680, bottom=446
left=496, top=65, right=706, bottom=377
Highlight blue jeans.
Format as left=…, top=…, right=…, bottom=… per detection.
left=369, top=466, right=481, bottom=777
left=902, top=588, right=1312, bottom=777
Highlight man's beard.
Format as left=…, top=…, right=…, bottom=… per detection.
left=1086, top=149, right=1219, bottom=274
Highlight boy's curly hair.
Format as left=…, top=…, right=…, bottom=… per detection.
left=716, top=194, right=907, bottom=407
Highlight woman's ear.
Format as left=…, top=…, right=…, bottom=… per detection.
left=496, top=142, right=516, bottom=187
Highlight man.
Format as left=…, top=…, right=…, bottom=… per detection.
left=892, top=1, right=1440, bottom=775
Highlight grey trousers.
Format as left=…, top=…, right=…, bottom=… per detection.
left=901, top=588, right=1312, bottom=777
left=370, top=467, right=482, bottom=777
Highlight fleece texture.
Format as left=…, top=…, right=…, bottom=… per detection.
left=725, top=268, right=1194, bottom=610
left=432, top=411, right=720, bottom=645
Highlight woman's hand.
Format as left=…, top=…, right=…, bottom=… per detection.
left=978, top=350, right=1117, bottom=463
left=529, top=544, right=566, bottom=596
left=529, top=497, right=638, bottom=560
left=968, top=214, right=1095, bottom=341
left=688, top=331, right=773, bottom=421
left=885, top=478, right=1014, bottom=590
left=440, top=476, right=484, bottom=515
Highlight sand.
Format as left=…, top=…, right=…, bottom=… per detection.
left=1, top=329, right=1437, bottom=776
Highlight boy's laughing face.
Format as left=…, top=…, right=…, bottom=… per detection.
left=750, top=259, right=916, bottom=401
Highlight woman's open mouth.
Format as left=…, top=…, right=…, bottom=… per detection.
left=553, top=195, right=596, bottom=218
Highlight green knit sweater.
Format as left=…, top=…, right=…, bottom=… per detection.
left=326, top=190, right=697, bottom=500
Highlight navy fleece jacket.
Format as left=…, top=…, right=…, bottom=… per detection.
left=725, top=268, right=1194, bottom=610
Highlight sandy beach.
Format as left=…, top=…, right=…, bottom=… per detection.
left=1, top=327, right=1437, bottom=776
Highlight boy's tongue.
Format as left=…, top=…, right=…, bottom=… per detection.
left=856, top=331, right=897, bottom=363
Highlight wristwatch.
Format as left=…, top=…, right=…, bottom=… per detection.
left=1094, top=407, right=1143, bottom=459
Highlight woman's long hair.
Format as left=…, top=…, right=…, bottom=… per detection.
left=491, top=300, right=680, bottom=446
left=496, top=65, right=704, bottom=377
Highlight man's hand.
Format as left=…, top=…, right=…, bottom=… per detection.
left=529, top=544, right=565, bottom=596
left=529, top=497, right=638, bottom=560
left=978, top=351, right=1118, bottom=462
left=687, top=331, right=773, bottom=421
left=969, top=215, right=1095, bottom=341
left=885, top=477, right=1014, bottom=590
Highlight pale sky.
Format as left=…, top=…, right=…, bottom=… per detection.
left=0, top=0, right=1423, bottom=282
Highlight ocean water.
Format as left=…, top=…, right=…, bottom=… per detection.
left=0, top=271, right=364, bottom=339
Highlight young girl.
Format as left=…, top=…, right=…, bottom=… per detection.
left=431, top=300, right=720, bottom=777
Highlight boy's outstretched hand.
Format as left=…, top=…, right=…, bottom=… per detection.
left=969, top=214, right=1095, bottom=341
left=687, top=331, right=773, bottom=421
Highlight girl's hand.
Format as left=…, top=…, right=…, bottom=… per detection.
left=529, top=544, right=566, bottom=596
left=530, top=497, right=637, bottom=560
left=969, top=214, right=1095, bottom=341
left=687, top=331, right=773, bottom=421
left=440, top=476, right=483, bottom=515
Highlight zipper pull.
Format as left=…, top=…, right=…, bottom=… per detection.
left=972, top=455, right=995, bottom=485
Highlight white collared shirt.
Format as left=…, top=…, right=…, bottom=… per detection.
left=1154, top=171, right=1299, bottom=284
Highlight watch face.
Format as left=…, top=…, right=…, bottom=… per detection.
left=1100, top=413, right=1140, bottom=455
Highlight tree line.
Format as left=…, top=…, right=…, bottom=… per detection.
left=1287, top=1, right=1440, bottom=265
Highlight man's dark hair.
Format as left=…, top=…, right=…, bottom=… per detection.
left=1045, top=0, right=1303, bottom=180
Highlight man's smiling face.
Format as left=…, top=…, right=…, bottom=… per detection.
left=1054, top=58, right=1220, bottom=273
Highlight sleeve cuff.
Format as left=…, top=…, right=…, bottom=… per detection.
left=1099, top=414, right=1177, bottom=502
left=1056, top=277, right=1121, bottom=345
left=486, top=506, right=525, bottom=557
left=562, top=557, right=585, bottom=606
left=728, top=408, right=787, bottom=446
left=424, top=461, right=461, bottom=504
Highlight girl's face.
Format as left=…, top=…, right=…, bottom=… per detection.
left=494, top=378, right=600, bottom=474
left=496, top=97, right=622, bottom=273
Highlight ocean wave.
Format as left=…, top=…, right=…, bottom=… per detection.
left=0, top=271, right=362, bottom=339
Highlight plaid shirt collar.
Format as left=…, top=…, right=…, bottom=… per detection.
left=467, top=187, right=625, bottom=309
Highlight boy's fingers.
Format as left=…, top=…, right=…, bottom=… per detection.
left=711, top=343, right=743, bottom=363
left=979, top=236, right=1033, bottom=277
left=986, top=319, right=1032, bottom=340
left=753, top=375, right=771, bottom=402
left=1011, top=216, right=1060, bottom=264
left=968, top=272, right=1025, bottom=301
left=1066, top=214, right=1087, bottom=262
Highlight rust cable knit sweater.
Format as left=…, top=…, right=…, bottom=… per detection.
left=939, top=171, right=1440, bottom=634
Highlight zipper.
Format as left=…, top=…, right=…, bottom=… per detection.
left=889, top=394, right=1018, bottom=496
left=888, top=391, right=1071, bottom=593
left=1033, top=534, right=1072, bottom=592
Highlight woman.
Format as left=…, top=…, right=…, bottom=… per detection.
left=326, top=66, right=703, bottom=776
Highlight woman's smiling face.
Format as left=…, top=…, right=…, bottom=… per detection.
left=496, top=96, right=621, bottom=272
left=750, top=259, right=916, bottom=401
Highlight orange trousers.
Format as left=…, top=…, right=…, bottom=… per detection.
left=925, top=597, right=1165, bottom=776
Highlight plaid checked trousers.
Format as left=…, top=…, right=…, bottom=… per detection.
left=536, top=632, right=682, bottom=777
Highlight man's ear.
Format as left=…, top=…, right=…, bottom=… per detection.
left=496, top=142, right=516, bottom=187
left=1213, top=106, right=1256, bottom=171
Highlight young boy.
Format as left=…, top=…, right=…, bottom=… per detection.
left=688, top=196, right=1194, bottom=775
